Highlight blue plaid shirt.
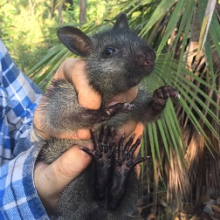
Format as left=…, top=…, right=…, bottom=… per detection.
left=0, top=40, right=49, bottom=219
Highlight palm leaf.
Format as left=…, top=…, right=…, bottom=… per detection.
left=30, top=0, right=220, bottom=217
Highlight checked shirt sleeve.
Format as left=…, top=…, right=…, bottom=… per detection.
left=0, top=40, right=49, bottom=219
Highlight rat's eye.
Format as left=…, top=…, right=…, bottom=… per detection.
left=104, top=47, right=116, bottom=57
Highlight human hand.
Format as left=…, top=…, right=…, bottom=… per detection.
left=33, top=58, right=144, bottom=211
left=33, top=58, right=101, bottom=140
left=33, top=58, right=139, bottom=140
left=34, top=122, right=144, bottom=212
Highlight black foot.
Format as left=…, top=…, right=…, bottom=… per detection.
left=108, top=134, right=150, bottom=209
left=80, top=125, right=116, bottom=199
left=153, top=86, right=179, bottom=111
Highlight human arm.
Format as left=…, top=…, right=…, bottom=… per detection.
left=0, top=39, right=47, bottom=219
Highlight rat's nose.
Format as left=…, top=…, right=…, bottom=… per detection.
left=144, top=50, right=156, bottom=67
left=137, top=50, right=155, bottom=69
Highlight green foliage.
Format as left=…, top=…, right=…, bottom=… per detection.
left=0, top=0, right=56, bottom=72
left=27, top=0, right=220, bottom=174
left=2, top=0, right=220, bottom=215
left=0, top=0, right=124, bottom=73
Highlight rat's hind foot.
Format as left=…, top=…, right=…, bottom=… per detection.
left=80, top=125, right=116, bottom=199
left=108, top=134, right=150, bottom=209
left=152, top=86, right=179, bottom=111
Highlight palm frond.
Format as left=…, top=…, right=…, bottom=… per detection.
left=30, top=0, right=220, bottom=218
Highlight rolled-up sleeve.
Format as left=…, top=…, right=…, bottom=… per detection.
left=0, top=39, right=49, bottom=219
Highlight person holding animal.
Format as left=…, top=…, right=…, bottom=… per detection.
left=0, top=13, right=178, bottom=219
left=33, top=58, right=145, bottom=213
left=0, top=41, right=144, bottom=219
left=35, top=13, right=178, bottom=219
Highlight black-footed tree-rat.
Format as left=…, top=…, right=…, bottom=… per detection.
left=36, top=13, right=178, bottom=219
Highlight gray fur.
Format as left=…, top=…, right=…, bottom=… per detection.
left=36, top=13, right=160, bottom=219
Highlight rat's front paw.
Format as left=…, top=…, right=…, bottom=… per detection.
left=90, top=102, right=135, bottom=123
left=104, top=102, right=135, bottom=116
left=152, top=86, right=179, bottom=111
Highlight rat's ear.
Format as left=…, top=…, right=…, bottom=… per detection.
left=57, top=26, right=92, bottom=57
left=113, top=13, right=129, bottom=30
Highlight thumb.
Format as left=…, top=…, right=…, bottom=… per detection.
left=34, top=144, right=93, bottom=211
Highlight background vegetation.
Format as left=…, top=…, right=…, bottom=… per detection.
left=0, top=0, right=121, bottom=73
left=1, top=0, right=219, bottom=219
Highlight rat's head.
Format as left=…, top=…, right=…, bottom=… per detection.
left=57, top=13, right=155, bottom=99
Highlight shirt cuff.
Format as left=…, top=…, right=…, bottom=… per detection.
left=0, top=139, right=49, bottom=219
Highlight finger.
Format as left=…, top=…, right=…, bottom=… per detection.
left=64, top=59, right=102, bottom=110
left=53, top=128, right=92, bottom=140
left=34, top=98, right=92, bottom=140
left=33, top=119, right=92, bottom=140
left=34, top=144, right=93, bottom=208
left=51, top=144, right=93, bottom=182
left=54, top=58, right=102, bottom=110
left=53, top=58, right=78, bottom=81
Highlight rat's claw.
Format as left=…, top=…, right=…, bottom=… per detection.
left=80, top=146, right=98, bottom=159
